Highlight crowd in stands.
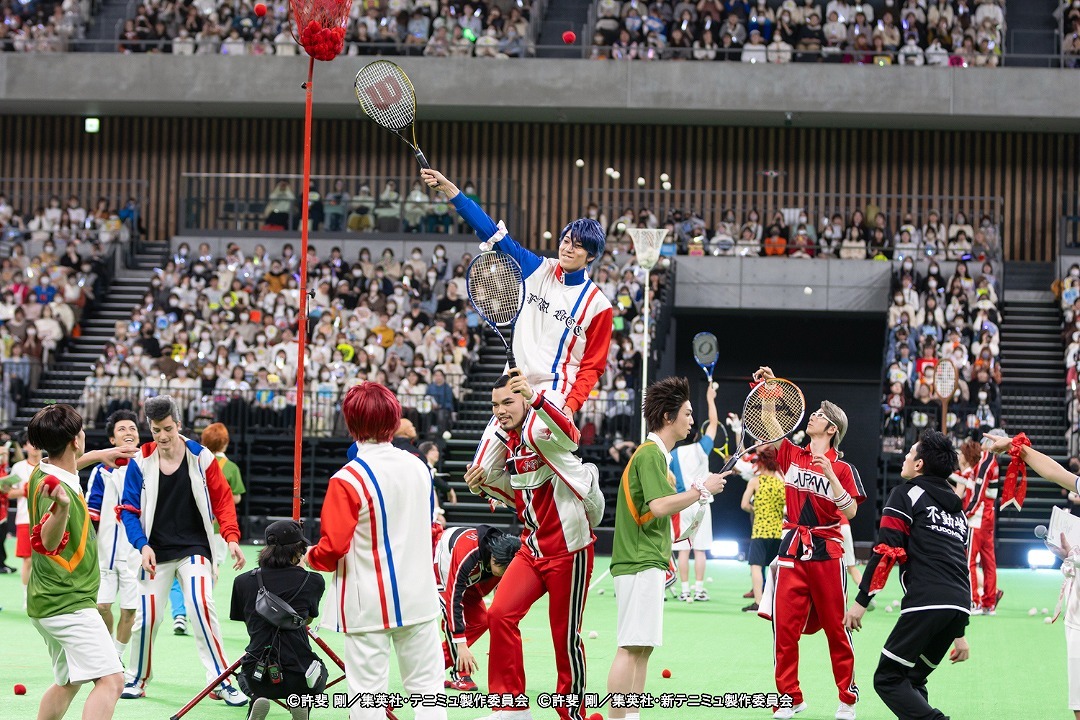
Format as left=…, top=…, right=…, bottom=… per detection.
left=880, top=256, right=1002, bottom=450
left=590, top=0, right=1006, bottom=66
left=259, top=178, right=470, bottom=234
left=115, top=0, right=533, bottom=58
left=0, top=192, right=119, bottom=423
left=1060, top=263, right=1080, bottom=454
left=1058, top=0, right=1080, bottom=66
left=0, top=0, right=95, bottom=52
left=599, top=205, right=1000, bottom=260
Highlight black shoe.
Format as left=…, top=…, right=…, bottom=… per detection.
left=0, top=565, right=15, bottom=574
left=742, top=603, right=759, bottom=612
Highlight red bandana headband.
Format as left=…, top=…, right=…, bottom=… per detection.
left=999, top=433, right=1031, bottom=512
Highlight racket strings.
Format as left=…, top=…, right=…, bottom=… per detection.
left=933, top=361, right=957, bottom=399
left=355, top=64, right=416, bottom=131
left=467, top=254, right=524, bottom=326
left=693, top=338, right=718, bottom=366
left=743, top=381, right=805, bottom=441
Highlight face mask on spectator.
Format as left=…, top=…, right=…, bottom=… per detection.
left=240, top=313, right=249, bottom=322
left=133, top=347, right=143, bottom=356
left=894, top=294, right=903, bottom=304
left=903, top=261, right=913, bottom=270
left=184, top=314, right=195, bottom=322
left=320, top=371, right=331, bottom=381
left=435, top=248, right=445, bottom=258
left=928, top=279, right=938, bottom=289
left=204, top=368, right=214, bottom=377
left=412, top=251, right=422, bottom=260
left=256, top=334, right=266, bottom=343
left=615, top=379, right=627, bottom=389
left=1072, top=269, right=1079, bottom=278
left=352, top=269, right=363, bottom=278
left=978, top=391, right=987, bottom=401
left=929, top=264, right=939, bottom=274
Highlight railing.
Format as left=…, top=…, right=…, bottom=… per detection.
left=591, top=191, right=1003, bottom=253
left=75, top=375, right=467, bottom=439
left=1061, top=192, right=1080, bottom=256
left=13, top=39, right=1078, bottom=66
left=0, top=178, right=149, bottom=250
left=179, top=173, right=522, bottom=236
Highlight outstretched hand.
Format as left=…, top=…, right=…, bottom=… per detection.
left=421, top=169, right=459, bottom=199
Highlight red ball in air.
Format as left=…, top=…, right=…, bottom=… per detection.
left=562, top=30, right=577, bottom=44
left=661, top=668, right=672, bottom=679
left=254, top=3, right=267, bottom=17
left=13, top=684, right=26, bottom=695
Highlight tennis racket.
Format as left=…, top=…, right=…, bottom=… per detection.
left=719, top=378, right=806, bottom=475
left=354, top=61, right=430, bottom=169
left=693, top=332, right=719, bottom=387
left=466, top=251, right=525, bottom=371
left=932, top=359, right=957, bottom=434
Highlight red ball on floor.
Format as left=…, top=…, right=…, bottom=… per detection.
left=661, top=669, right=672, bottom=678
left=13, top=684, right=26, bottom=695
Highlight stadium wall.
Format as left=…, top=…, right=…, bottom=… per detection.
left=0, top=115, right=1075, bottom=262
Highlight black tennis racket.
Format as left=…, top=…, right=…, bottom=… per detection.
left=466, top=251, right=525, bottom=371
left=720, top=378, right=806, bottom=474
left=354, top=60, right=430, bottom=169
left=693, top=332, right=718, bottom=387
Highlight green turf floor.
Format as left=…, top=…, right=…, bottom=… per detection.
left=0, top=542, right=1069, bottom=719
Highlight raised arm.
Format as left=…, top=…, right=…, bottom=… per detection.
left=985, top=434, right=1078, bottom=493
left=421, top=168, right=542, bottom=276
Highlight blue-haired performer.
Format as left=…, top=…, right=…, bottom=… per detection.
left=420, top=169, right=613, bottom=418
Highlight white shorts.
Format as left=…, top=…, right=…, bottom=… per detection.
left=97, top=559, right=139, bottom=609
left=614, top=568, right=665, bottom=648
left=32, top=608, right=124, bottom=685
left=673, top=503, right=713, bottom=552
left=840, top=524, right=856, bottom=568
left=1069, top=625, right=1080, bottom=710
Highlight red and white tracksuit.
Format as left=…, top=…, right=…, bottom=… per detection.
left=767, top=439, right=865, bottom=708
left=434, top=526, right=503, bottom=681
left=962, top=452, right=1000, bottom=609
left=308, top=441, right=445, bottom=720
left=471, top=391, right=595, bottom=720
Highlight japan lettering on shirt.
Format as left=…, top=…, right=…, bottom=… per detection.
left=786, top=465, right=833, bottom=498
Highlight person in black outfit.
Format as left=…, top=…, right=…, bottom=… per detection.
left=230, top=520, right=327, bottom=720
left=844, top=430, right=971, bottom=720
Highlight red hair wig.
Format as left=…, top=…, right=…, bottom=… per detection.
left=755, top=444, right=780, bottom=473
left=342, top=382, right=401, bottom=444
left=201, top=422, right=230, bottom=454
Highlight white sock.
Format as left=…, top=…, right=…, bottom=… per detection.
left=114, top=639, right=128, bottom=656
left=695, top=581, right=704, bottom=592
left=681, top=582, right=690, bottom=594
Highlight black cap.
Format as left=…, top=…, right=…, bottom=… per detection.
left=265, top=520, right=305, bottom=547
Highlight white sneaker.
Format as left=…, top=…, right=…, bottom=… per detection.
left=173, top=615, right=188, bottom=635
left=214, top=684, right=248, bottom=707
left=773, top=702, right=807, bottom=719
left=694, top=589, right=710, bottom=601
left=836, top=701, right=856, bottom=720
left=120, top=683, right=144, bottom=699
left=679, top=591, right=693, bottom=602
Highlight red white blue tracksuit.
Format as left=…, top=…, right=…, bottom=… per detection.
left=471, top=391, right=595, bottom=720
left=451, top=193, right=612, bottom=414
left=118, top=439, right=240, bottom=692
left=765, top=439, right=865, bottom=708
left=308, top=441, right=445, bottom=720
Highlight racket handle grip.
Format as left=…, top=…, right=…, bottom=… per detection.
left=506, top=348, right=518, bottom=374
left=720, top=454, right=740, bottom=475
left=414, top=148, right=430, bottom=169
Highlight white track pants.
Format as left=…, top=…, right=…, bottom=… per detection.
left=343, top=618, right=447, bottom=720
left=125, top=555, right=232, bottom=691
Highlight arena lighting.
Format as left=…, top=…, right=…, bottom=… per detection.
left=84, top=117, right=100, bottom=134
left=1028, top=548, right=1057, bottom=568
left=710, top=540, right=740, bottom=559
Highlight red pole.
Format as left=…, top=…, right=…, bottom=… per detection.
left=292, top=56, right=315, bottom=522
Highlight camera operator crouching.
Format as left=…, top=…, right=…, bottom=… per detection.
left=230, top=520, right=327, bottom=719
